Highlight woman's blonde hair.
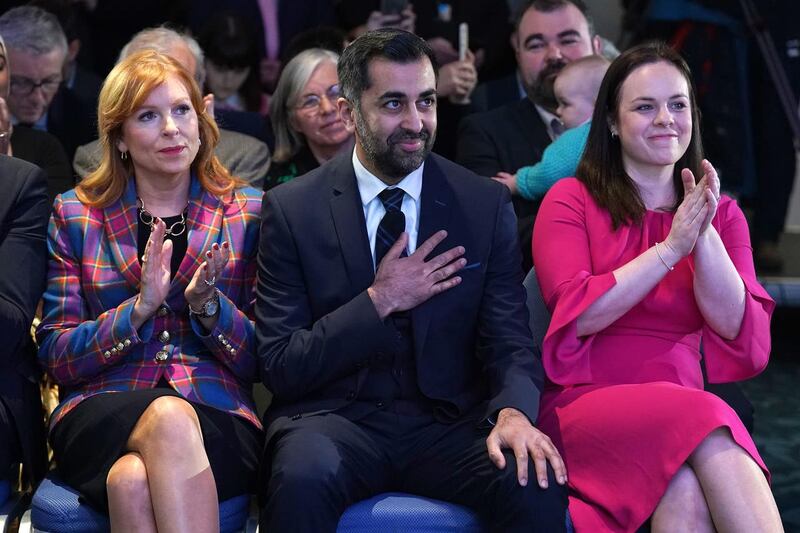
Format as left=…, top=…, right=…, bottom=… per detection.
left=77, top=50, right=243, bottom=207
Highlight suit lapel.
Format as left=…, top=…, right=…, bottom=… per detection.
left=329, top=155, right=374, bottom=294
left=104, top=178, right=142, bottom=292
left=412, top=156, right=453, bottom=357
left=518, top=99, right=552, bottom=160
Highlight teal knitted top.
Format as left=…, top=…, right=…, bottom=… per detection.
left=516, top=121, right=591, bottom=201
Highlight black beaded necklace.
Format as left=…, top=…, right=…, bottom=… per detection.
left=137, top=196, right=188, bottom=237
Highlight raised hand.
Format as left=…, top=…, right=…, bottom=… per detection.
left=133, top=219, right=173, bottom=327
left=437, top=50, right=477, bottom=104
left=185, top=241, right=230, bottom=312
left=368, top=230, right=465, bottom=319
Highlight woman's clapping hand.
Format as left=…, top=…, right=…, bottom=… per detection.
left=133, top=219, right=173, bottom=327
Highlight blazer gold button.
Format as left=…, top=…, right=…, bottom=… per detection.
left=103, top=350, right=111, bottom=358
left=217, top=334, right=225, bottom=342
left=154, top=350, right=169, bottom=363
left=116, top=342, right=124, bottom=351
left=229, top=348, right=236, bottom=355
left=158, top=330, right=170, bottom=343
left=124, top=339, right=132, bottom=347
left=157, top=306, right=168, bottom=317
left=110, top=347, right=117, bottom=355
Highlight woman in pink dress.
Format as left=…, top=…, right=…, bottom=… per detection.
left=532, top=42, right=783, bottom=532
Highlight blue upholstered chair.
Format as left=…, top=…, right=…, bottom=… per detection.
left=337, top=492, right=485, bottom=532
left=0, top=480, right=10, bottom=507
left=20, top=472, right=252, bottom=533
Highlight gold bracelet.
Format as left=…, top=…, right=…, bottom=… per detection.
left=654, top=242, right=674, bottom=272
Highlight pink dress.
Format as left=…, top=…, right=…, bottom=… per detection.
left=532, top=178, right=774, bottom=532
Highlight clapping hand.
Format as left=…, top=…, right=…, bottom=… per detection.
left=695, top=159, right=720, bottom=234
left=133, top=219, right=173, bottom=327
left=185, top=241, right=230, bottom=311
left=368, top=230, right=465, bottom=319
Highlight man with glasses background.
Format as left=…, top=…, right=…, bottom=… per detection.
left=0, top=5, right=95, bottom=162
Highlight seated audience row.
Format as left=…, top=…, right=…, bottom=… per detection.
left=0, top=4, right=784, bottom=532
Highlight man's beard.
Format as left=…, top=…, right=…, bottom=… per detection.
left=355, top=114, right=436, bottom=182
left=530, top=59, right=566, bottom=112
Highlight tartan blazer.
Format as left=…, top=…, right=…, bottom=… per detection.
left=36, top=176, right=263, bottom=430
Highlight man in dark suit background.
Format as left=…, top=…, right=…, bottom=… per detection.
left=456, top=0, right=601, bottom=270
left=0, top=156, right=49, bottom=492
left=256, top=28, right=567, bottom=532
left=0, top=6, right=95, bottom=163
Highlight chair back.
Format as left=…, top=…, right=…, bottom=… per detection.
left=523, top=268, right=551, bottom=351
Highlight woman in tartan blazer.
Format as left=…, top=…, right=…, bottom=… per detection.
left=36, top=50, right=264, bottom=531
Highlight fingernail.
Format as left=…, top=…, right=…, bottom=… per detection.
left=539, top=479, right=548, bottom=489
left=558, top=475, right=566, bottom=484
left=212, top=243, right=219, bottom=250
left=222, top=242, right=229, bottom=249
left=520, top=478, right=527, bottom=487
left=206, top=251, right=212, bottom=258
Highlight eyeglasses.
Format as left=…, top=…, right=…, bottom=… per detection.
left=294, top=84, right=341, bottom=112
left=10, top=75, right=62, bottom=96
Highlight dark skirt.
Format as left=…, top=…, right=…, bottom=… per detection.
left=50, top=386, right=263, bottom=513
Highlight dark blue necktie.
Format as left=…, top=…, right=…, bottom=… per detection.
left=375, top=187, right=406, bottom=267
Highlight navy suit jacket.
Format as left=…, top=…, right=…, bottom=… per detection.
left=0, top=156, right=49, bottom=484
left=456, top=98, right=553, bottom=271
left=255, top=151, right=543, bottom=427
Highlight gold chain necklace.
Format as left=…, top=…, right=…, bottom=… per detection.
left=137, top=197, right=188, bottom=237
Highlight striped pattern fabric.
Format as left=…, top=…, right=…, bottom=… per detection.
left=375, top=188, right=406, bottom=266
left=36, top=176, right=263, bottom=430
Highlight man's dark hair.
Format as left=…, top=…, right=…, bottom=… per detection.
left=338, top=29, right=438, bottom=108
left=512, top=0, right=595, bottom=37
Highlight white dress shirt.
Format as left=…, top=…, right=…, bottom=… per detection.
left=352, top=149, right=423, bottom=270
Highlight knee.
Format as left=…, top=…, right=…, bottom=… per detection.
left=131, top=396, right=204, bottom=453
left=106, top=453, right=150, bottom=505
left=267, top=438, right=345, bottom=505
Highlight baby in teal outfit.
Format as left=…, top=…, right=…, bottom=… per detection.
left=494, top=55, right=609, bottom=200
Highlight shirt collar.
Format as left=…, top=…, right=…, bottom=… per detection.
left=352, top=148, right=424, bottom=207
left=535, top=104, right=564, bottom=140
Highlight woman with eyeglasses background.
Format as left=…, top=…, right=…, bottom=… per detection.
left=264, top=48, right=353, bottom=191
left=0, top=33, right=72, bottom=203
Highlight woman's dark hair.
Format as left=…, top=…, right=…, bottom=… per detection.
left=198, top=11, right=262, bottom=112
left=576, top=41, right=704, bottom=229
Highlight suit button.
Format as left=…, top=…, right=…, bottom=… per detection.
left=103, top=350, right=111, bottom=358
left=346, top=391, right=355, bottom=400
left=154, top=350, right=169, bottom=363
left=290, top=414, right=301, bottom=421
left=124, top=339, right=132, bottom=347
left=158, top=331, right=170, bottom=343
left=116, top=342, right=124, bottom=351
left=376, top=401, right=385, bottom=408
left=157, top=306, right=169, bottom=317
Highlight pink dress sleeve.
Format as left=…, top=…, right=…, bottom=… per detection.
left=702, top=197, right=775, bottom=382
left=532, top=178, right=616, bottom=385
